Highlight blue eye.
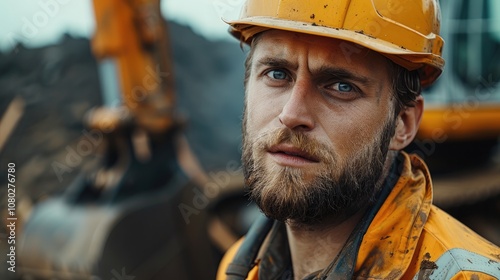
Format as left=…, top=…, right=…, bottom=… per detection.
left=266, top=70, right=288, bottom=80
left=333, top=82, right=353, bottom=92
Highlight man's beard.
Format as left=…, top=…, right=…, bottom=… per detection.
left=242, top=114, right=396, bottom=227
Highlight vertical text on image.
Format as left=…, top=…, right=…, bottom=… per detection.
left=6, top=163, right=17, bottom=273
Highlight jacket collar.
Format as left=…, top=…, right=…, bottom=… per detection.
left=354, top=152, right=432, bottom=278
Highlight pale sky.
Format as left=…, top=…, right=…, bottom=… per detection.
left=0, top=0, right=244, bottom=51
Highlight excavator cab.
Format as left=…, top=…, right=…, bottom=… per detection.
left=413, top=0, right=500, bottom=169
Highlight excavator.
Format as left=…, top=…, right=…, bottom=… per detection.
left=15, top=0, right=500, bottom=279
left=17, top=0, right=233, bottom=279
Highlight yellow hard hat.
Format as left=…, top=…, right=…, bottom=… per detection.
left=227, top=0, right=445, bottom=87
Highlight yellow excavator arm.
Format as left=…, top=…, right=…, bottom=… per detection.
left=90, top=0, right=176, bottom=134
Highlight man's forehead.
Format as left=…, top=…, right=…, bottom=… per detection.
left=250, top=30, right=389, bottom=76
left=251, top=30, right=381, bottom=64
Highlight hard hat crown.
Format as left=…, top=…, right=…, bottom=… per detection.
left=227, top=0, right=445, bottom=87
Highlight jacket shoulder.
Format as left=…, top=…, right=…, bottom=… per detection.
left=424, top=206, right=500, bottom=256
left=417, top=205, right=500, bottom=279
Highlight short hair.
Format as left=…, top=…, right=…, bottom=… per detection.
left=243, top=34, right=421, bottom=117
left=390, top=65, right=421, bottom=115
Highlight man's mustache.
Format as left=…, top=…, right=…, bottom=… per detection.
left=259, top=128, right=334, bottom=164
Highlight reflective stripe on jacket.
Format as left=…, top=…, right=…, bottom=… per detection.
left=217, top=152, right=500, bottom=279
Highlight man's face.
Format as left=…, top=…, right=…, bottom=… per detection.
left=242, top=30, right=398, bottom=226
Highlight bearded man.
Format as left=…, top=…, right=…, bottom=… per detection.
left=217, top=0, right=500, bottom=279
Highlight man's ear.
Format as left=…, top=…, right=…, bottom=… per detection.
left=389, top=95, right=424, bottom=151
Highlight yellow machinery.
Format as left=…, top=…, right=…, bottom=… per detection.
left=420, top=0, right=500, bottom=139
left=17, top=0, right=221, bottom=279
left=414, top=0, right=500, bottom=161
left=89, top=0, right=176, bottom=134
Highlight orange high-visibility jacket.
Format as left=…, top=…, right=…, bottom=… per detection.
left=217, top=152, right=500, bottom=279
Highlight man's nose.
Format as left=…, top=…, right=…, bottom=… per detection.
left=278, top=78, right=316, bottom=131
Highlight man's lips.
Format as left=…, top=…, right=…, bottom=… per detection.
left=267, top=144, right=320, bottom=164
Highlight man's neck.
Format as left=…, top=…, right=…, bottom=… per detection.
left=285, top=210, right=366, bottom=280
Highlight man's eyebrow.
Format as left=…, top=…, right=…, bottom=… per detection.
left=255, top=58, right=375, bottom=85
left=256, top=57, right=298, bottom=70
left=313, top=66, right=375, bottom=86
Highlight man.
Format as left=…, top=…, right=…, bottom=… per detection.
left=217, top=0, right=500, bottom=279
